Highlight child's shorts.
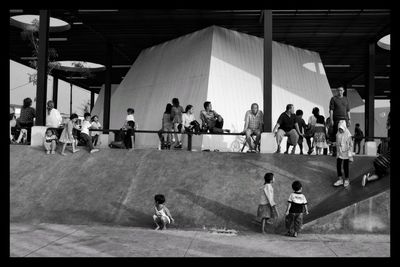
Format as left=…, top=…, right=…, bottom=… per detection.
left=153, top=215, right=171, bottom=224
left=257, top=204, right=277, bottom=220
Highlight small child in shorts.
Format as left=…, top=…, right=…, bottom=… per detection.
left=43, top=128, right=58, bottom=154
left=285, top=180, right=309, bottom=237
left=153, top=194, right=174, bottom=230
left=256, top=172, right=279, bottom=234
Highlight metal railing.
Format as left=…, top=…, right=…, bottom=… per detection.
left=89, top=128, right=388, bottom=151
left=89, top=128, right=247, bottom=151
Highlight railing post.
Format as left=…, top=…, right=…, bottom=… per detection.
left=187, top=133, right=192, bottom=151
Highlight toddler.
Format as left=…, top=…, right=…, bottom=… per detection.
left=43, top=128, right=57, bottom=154
left=285, top=180, right=309, bottom=237
left=153, top=194, right=174, bottom=230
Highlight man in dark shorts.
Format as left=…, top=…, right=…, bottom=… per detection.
left=272, top=104, right=299, bottom=154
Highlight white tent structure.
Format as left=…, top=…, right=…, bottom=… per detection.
left=92, top=26, right=333, bottom=151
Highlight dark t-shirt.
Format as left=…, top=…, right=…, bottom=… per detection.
left=329, top=96, right=350, bottom=120
left=296, top=117, right=306, bottom=133
left=18, top=107, right=36, bottom=124
left=354, top=127, right=364, bottom=140
left=277, top=112, right=297, bottom=132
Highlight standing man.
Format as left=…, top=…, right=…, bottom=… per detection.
left=272, top=104, right=300, bottom=154
left=243, top=103, right=264, bottom=152
left=329, top=87, right=351, bottom=157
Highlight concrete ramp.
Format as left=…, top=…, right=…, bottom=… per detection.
left=10, top=146, right=386, bottom=232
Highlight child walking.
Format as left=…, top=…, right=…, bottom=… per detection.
left=90, top=115, right=102, bottom=147
left=257, top=172, right=279, bottom=234
left=43, top=128, right=58, bottom=154
left=285, top=180, right=309, bottom=237
left=81, top=113, right=100, bottom=154
left=153, top=194, right=174, bottom=230
left=333, top=120, right=353, bottom=187
left=123, top=108, right=136, bottom=150
left=313, top=115, right=328, bottom=155
left=59, top=113, right=80, bottom=155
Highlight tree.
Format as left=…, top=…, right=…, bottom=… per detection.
left=21, top=18, right=60, bottom=85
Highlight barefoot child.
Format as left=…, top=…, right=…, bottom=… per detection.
left=257, top=172, right=279, bottom=234
left=59, top=113, right=80, bottom=155
left=153, top=194, right=174, bottom=230
left=43, top=128, right=58, bottom=154
left=285, top=180, right=309, bottom=237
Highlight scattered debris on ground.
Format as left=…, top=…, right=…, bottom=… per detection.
left=203, top=226, right=238, bottom=236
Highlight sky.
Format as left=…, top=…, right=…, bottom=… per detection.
left=10, top=60, right=98, bottom=117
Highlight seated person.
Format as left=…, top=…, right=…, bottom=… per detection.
left=200, top=101, right=227, bottom=133
left=10, top=107, right=16, bottom=143
left=243, top=103, right=264, bottom=153
left=272, top=104, right=299, bottom=154
left=158, top=103, right=174, bottom=149
left=43, top=128, right=58, bottom=155
left=123, top=108, right=136, bottom=150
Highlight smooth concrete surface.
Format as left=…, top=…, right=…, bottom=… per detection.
left=10, top=223, right=390, bottom=257
left=11, top=145, right=387, bottom=233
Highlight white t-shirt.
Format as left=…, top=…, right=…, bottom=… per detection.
left=126, top=114, right=135, bottom=122
left=81, top=120, right=92, bottom=135
left=46, top=108, right=62, bottom=128
left=259, top=184, right=275, bottom=206
left=91, top=121, right=102, bottom=136
left=182, top=113, right=195, bottom=128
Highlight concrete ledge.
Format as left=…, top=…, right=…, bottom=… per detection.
left=365, top=141, right=377, bottom=156
left=30, top=126, right=48, bottom=146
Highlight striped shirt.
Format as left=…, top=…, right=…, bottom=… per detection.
left=374, top=151, right=390, bottom=172
left=244, top=110, right=264, bottom=130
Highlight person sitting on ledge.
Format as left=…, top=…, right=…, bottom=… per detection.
left=272, top=104, right=299, bottom=154
left=200, top=101, right=229, bottom=134
left=243, top=103, right=264, bottom=153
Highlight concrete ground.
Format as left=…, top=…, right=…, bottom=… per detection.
left=10, top=223, right=390, bottom=257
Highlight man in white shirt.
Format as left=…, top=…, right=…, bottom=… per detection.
left=80, top=113, right=99, bottom=153
left=45, top=100, right=63, bottom=128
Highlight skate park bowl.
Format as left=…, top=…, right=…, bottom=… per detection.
left=10, top=145, right=389, bottom=234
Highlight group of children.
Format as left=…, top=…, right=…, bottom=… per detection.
left=43, top=113, right=102, bottom=155
left=256, top=173, right=308, bottom=237
left=153, top=172, right=309, bottom=238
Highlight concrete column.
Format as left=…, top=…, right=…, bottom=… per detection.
left=90, top=91, right=95, bottom=112
left=103, top=42, right=112, bottom=129
left=69, top=83, right=73, bottom=116
left=52, top=76, right=58, bottom=108
left=35, top=10, right=49, bottom=126
left=263, top=10, right=272, bottom=132
left=365, top=43, right=375, bottom=141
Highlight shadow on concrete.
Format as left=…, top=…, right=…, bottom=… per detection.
left=304, top=170, right=389, bottom=224
left=175, top=188, right=259, bottom=231
left=110, top=202, right=153, bottom=228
